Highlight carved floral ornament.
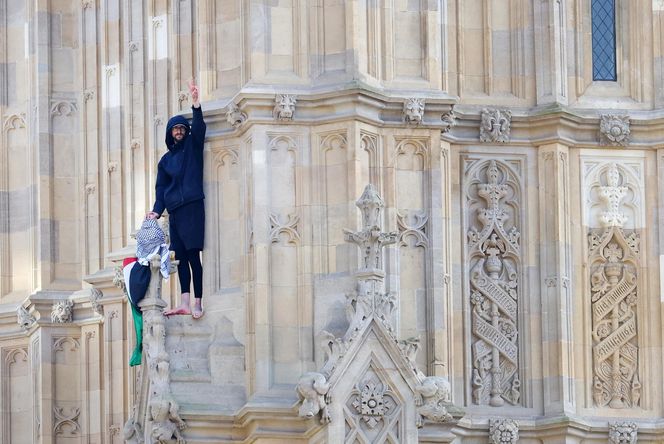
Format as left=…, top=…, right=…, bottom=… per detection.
left=588, top=164, right=641, bottom=410
left=600, top=114, right=630, bottom=147
left=480, top=108, right=511, bottom=143
left=489, top=418, right=519, bottom=444
left=466, top=160, right=521, bottom=407
left=350, top=377, right=396, bottom=429
left=609, top=421, right=638, bottom=444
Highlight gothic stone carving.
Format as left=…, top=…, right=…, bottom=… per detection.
left=225, top=102, right=247, bottom=128
left=467, top=160, right=521, bottom=407
left=600, top=115, right=630, bottom=147
left=54, top=406, right=81, bottom=436
left=137, top=255, right=186, bottom=442
left=350, top=377, right=396, bottom=429
left=414, top=376, right=453, bottom=426
left=441, top=108, right=457, bottom=133
left=403, top=98, right=425, bottom=125
left=480, top=109, right=512, bottom=143
left=89, top=288, right=103, bottom=316
left=17, top=306, right=36, bottom=331
left=123, top=405, right=144, bottom=444
left=147, top=386, right=186, bottom=444
left=589, top=164, right=640, bottom=409
left=343, top=185, right=398, bottom=272
left=113, top=265, right=128, bottom=297
left=273, top=94, right=297, bottom=121
left=269, top=212, right=300, bottom=244
left=609, top=421, right=638, bottom=444
left=51, top=300, right=74, bottom=323
left=489, top=418, right=519, bottom=444
left=296, top=372, right=331, bottom=424
left=397, top=210, right=429, bottom=248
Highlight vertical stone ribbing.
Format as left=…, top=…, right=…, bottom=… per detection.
left=538, top=143, right=574, bottom=414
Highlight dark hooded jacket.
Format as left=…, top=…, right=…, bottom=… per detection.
left=152, top=106, right=206, bottom=215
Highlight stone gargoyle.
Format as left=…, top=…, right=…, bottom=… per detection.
left=414, top=375, right=453, bottom=426
left=148, top=391, right=186, bottom=444
left=296, top=372, right=331, bottom=424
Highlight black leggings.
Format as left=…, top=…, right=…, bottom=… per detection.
left=177, top=248, right=203, bottom=299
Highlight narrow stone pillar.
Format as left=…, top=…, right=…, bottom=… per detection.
left=538, top=143, right=574, bottom=415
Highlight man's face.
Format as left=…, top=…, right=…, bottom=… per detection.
left=171, top=125, right=187, bottom=143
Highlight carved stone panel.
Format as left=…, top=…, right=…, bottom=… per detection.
left=465, top=159, right=522, bottom=407
left=344, top=367, right=402, bottom=443
left=587, top=164, right=641, bottom=409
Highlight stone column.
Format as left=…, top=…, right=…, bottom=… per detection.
left=533, top=0, right=568, bottom=105
left=537, top=143, right=574, bottom=415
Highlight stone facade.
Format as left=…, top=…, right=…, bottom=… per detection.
left=1, top=1, right=664, bottom=443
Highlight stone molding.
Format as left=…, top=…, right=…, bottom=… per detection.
left=200, top=90, right=664, bottom=148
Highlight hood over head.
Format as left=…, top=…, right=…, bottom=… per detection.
left=165, top=115, right=191, bottom=149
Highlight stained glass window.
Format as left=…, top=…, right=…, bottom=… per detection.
left=591, top=0, right=617, bottom=81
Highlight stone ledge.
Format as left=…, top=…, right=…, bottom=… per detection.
left=187, top=86, right=664, bottom=149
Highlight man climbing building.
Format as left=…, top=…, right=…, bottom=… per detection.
left=146, top=78, right=206, bottom=319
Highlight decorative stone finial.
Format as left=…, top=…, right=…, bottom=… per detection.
left=598, top=163, right=628, bottom=228
left=344, top=185, right=398, bottom=272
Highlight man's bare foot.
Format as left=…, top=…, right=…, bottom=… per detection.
left=164, top=304, right=191, bottom=316
left=192, top=299, right=204, bottom=319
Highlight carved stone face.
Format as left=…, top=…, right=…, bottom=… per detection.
left=275, top=95, right=296, bottom=119
left=51, top=300, right=73, bottom=323
left=404, top=98, right=424, bottom=122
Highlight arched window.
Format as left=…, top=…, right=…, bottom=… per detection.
left=591, top=0, right=617, bottom=81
